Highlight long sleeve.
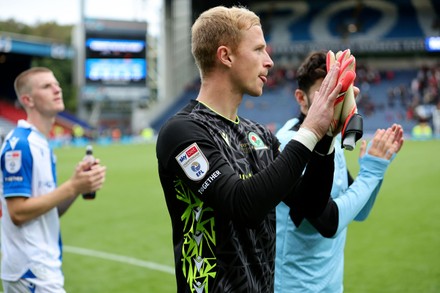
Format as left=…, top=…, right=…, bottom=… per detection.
left=333, top=153, right=390, bottom=235
left=157, top=113, right=313, bottom=227
left=305, top=141, right=396, bottom=238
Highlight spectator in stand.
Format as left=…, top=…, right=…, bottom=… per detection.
left=412, top=105, right=433, bottom=140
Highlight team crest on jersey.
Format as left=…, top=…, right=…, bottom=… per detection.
left=248, top=132, right=268, bottom=150
left=176, top=143, right=209, bottom=181
left=5, top=150, right=22, bottom=174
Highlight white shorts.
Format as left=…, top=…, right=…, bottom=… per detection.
left=3, top=278, right=66, bottom=293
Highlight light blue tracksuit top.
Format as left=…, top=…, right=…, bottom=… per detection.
left=275, top=117, right=393, bottom=293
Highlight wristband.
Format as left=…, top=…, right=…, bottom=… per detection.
left=293, top=127, right=319, bottom=151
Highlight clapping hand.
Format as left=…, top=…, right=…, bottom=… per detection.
left=360, top=124, right=404, bottom=160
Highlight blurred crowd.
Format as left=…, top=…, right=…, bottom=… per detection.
left=261, top=60, right=440, bottom=138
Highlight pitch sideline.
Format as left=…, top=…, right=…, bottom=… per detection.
left=64, top=245, right=174, bottom=274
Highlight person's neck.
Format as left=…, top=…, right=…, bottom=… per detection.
left=196, top=78, right=242, bottom=122
left=27, top=114, right=55, bottom=137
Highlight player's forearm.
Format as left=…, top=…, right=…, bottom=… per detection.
left=288, top=150, right=334, bottom=221
left=7, top=182, right=77, bottom=225
left=306, top=199, right=339, bottom=238
left=354, top=181, right=382, bottom=221
left=57, top=193, right=80, bottom=216
left=212, top=140, right=312, bottom=227
left=334, top=155, right=389, bottom=232
left=333, top=178, right=380, bottom=234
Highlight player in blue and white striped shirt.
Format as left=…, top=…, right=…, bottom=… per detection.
left=1, top=67, right=107, bottom=293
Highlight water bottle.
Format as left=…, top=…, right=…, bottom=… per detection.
left=82, top=145, right=96, bottom=200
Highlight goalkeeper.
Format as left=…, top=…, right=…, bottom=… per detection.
left=274, top=51, right=405, bottom=293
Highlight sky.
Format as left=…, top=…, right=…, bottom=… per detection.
left=0, top=0, right=162, bottom=36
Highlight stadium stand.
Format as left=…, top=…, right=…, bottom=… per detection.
left=1, top=0, right=438, bottom=141
left=0, top=99, right=26, bottom=122
left=150, top=88, right=199, bottom=131
left=0, top=99, right=94, bottom=140
left=239, top=68, right=421, bottom=134
left=151, top=0, right=439, bottom=139
left=151, top=66, right=423, bottom=136
left=0, top=116, right=15, bottom=136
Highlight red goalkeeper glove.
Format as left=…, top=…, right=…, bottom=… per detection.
left=326, top=49, right=363, bottom=150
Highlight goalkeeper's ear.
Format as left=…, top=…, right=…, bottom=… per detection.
left=295, top=89, right=310, bottom=112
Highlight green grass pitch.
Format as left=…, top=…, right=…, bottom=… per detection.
left=1, top=140, right=439, bottom=292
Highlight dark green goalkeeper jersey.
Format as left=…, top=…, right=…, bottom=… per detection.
left=156, top=100, right=334, bottom=293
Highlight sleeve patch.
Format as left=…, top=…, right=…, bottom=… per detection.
left=175, top=143, right=209, bottom=181
left=5, top=150, right=22, bottom=174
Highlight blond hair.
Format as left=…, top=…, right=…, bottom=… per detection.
left=14, top=67, right=52, bottom=98
left=191, top=6, right=261, bottom=77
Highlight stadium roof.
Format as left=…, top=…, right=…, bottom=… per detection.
left=0, top=31, right=74, bottom=59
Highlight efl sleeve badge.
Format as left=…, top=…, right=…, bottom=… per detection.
left=5, top=150, right=22, bottom=174
left=175, top=143, right=209, bottom=181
